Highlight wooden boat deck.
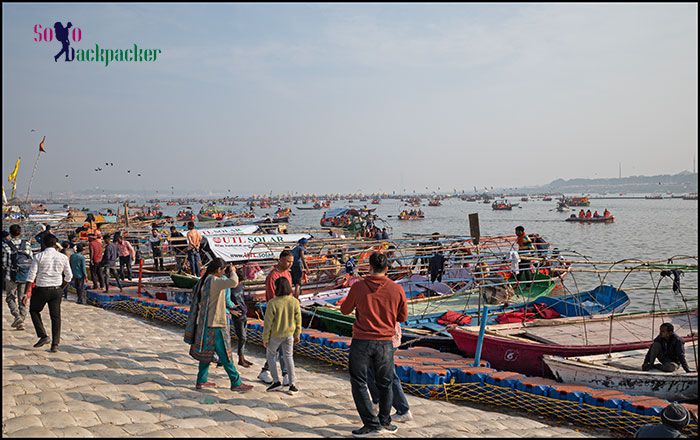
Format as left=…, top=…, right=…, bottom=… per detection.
left=491, top=312, right=698, bottom=346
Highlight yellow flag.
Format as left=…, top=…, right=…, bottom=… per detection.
left=8, top=158, right=20, bottom=183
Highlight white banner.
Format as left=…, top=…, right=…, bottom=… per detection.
left=205, top=233, right=311, bottom=262
left=198, top=225, right=259, bottom=236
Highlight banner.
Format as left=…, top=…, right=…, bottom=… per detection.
left=198, top=225, right=259, bottom=236
left=205, top=233, right=311, bottom=262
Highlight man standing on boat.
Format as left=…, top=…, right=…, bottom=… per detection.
left=290, top=238, right=309, bottom=298
left=515, top=226, right=535, bottom=282
left=642, top=323, right=692, bottom=373
left=186, top=221, right=203, bottom=276
left=341, top=252, right=407, bottom=436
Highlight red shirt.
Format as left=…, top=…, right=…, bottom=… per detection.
left=89, top=240, right=103, bottom=264
left=340, top=275, right=408, bottom=341
left=264, top=267, right=292, bottom=302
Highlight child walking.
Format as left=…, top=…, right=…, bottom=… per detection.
left=262, top=277, right=301, bottom=393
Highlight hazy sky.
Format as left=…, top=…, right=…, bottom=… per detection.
left=2, top=3, right=697, bottom=196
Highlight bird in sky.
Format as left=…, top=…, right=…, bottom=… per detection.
left=127, top=170, right=131, bottom=173
left=137, top=173, right=142, bottom=177
left=110, top=163, right=114, bottom=166
left=30, top=129, right=37, bottom=132
left=65, top=174, right=69, bottom=177
left=105, top=162, right=109, bottom=166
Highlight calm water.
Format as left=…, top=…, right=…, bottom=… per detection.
left=42, top=196, right=698, bottom=313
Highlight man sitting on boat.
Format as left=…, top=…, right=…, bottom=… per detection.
left=603, top=208, right=611, bottom=218
left=642, top=323, right=692, bottom=373
left=578, top=209, right=585, bottom=218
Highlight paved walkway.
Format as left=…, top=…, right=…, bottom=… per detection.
left=2, top=295, right=609, bottom=437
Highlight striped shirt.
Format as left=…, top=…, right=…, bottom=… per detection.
left=27, top=247, right=73, bottom=287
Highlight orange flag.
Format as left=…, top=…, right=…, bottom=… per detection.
left=39, top=136, right=46, bottom=152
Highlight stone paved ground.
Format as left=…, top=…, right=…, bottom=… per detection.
left=2, top=295, right=612, bottom=437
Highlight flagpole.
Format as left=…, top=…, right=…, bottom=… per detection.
left=25, top=149, right=42, bottom=203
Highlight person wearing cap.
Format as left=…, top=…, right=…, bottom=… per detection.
left=290, top=238, right=309, bottom=298
left=635, top=402, right=691, bottom=437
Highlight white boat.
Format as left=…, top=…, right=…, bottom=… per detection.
left=543, top=347, right=698, bottom=401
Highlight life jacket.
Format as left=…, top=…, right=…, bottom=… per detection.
left=437, top=310, right=472, bottom=326
left=495, top=310, right=536, bottom=324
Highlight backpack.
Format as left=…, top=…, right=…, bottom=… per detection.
left=5, top=239, right=32, bottom=282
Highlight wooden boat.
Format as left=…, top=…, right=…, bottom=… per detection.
left=566, top=196, right=590, bottom=207
left=398, top=215, right=424, bottom=221
left=543, top=347, right=698, bottom=401
left=491, top=200, right=513, bottom=210
left=543, top=196, right=553, bottom=202
left=371, top=199, right=381, bottom=205
left=565, top=216, right=614, bottom=224
left=448, top=309, right=698, bottom=378
left=171, top=272, right=200, bottom=289
left=428, top=199, right=442, bottom=207
left=645, top=194, right=663, bottom=200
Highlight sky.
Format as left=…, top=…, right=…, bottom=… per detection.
left=2, top=3, right=698, bottom=196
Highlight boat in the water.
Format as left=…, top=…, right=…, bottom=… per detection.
left=565, top=216, right=614, bottom=224
left=448, top=309, right=698, bottom=378
left=491, top=200, right=513, bottom=211
left=565, top=196, right=590, bottom=207
left=542, top=347, right=698, bottom=401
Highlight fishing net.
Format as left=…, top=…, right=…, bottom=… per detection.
left=87, top=291, right=697, bottom=438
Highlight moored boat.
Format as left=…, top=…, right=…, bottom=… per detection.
left=543, top=347, right=698, bottom=401
left=448, top=309, right=698, bottom=378
left=491, top=200, right=513, bottom=210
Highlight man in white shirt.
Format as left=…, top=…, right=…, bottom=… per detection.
left=24, top=234, right=72, bottom=352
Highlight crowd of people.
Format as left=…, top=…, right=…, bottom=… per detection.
left=2, top=220, right=695, bottom=437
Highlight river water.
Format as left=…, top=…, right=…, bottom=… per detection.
left=40, top=195, right=698, bottom=313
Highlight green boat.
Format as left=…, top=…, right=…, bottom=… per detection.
left=170, top=273, right=200, bottom=289
left=512, top=272, right=557, bottom=300
left=304, top=274, right=556, bottom=337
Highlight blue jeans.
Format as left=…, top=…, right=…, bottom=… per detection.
left=367, top=350, right=410, bottom=415
left=197, top=328, right=241, bottom=387
left=188, top=250, right=201, bottom=276
left=349, top=339, right=394, bottom=429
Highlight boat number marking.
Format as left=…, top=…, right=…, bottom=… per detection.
left=504, top=349, right=518, bottom=362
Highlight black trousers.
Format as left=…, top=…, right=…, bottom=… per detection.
left=349, top=339, right=394, bottom=429
left=119, top=256, right=133, bottom=280
left=233, top=316, right=247, bottom=357
left=29, top=286, right=62, bottom=346
left=90, top=263, right=104, bottom=288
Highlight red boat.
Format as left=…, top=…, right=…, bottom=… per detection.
left=447, top=310, right=697, bottom=378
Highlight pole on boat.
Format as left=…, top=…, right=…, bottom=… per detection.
left=137, top=258, right=144, bottom=296
left=473, top=304, right=489, bottom=367
left=469, top=213, right=482, bottom=323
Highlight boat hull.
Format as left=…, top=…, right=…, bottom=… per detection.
left=448, top=327, right=656, bottom=378
left=543, top=352, right=698, bottom=401
left=565, top=216, right=614, bottom=224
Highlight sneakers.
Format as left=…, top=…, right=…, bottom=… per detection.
left=11, top=317, right=22, bottom=328
left=49, top=345, right=59, bottom=353
left=231, top=383, right=254, bottom=393
left=282, top=374, right=290, bottom=386
left=381, top=424, right=398, bottom=434
left=393, top=410, right=413, bottom=422
left=351, top=425, right=382, bottom=437
left=195, top=381, right=217, bottom=390
left=258, top=370, right=273, bottom=384
left=16, top=323, right=25, bottom=331
left=33, top=337, right=50, bottom=348
left=266, top=381, right=284, bottom=392
left=288, top=384, right=298, bottom=394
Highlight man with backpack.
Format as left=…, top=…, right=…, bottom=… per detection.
left=2, top=225, right=34, bottom=331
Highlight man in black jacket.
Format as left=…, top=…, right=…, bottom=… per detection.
left=642, top=323, right=692, bottom=373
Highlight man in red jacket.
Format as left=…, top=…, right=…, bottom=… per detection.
left=341, top=252, right=407, bottom=436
